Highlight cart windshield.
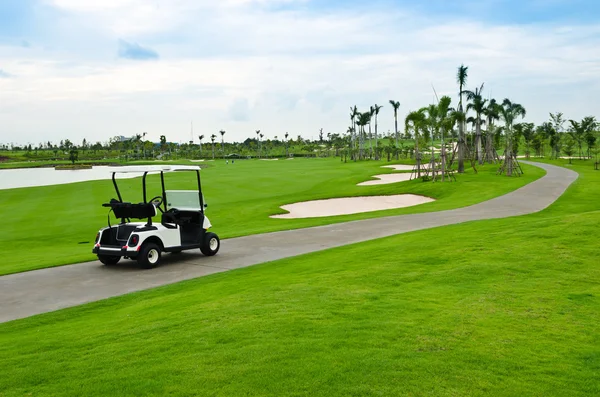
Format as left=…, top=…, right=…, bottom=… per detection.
left=166, top=190, right=204, bottom=211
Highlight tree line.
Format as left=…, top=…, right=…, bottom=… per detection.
left=349, top=64, right=599, bottom=174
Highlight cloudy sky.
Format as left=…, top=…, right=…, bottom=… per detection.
left=0, top=0, right=599, bottom=145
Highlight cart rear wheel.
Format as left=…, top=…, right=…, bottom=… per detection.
left=98, top=255, right=121, bottom=266
left=200, top=232, right=220, bottom=256
left=138, top=243, right=161, bottom=269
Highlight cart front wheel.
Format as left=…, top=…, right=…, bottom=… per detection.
left=200, top=232, right=220, bottom=256
left=138, top=243, right=161, bottom=269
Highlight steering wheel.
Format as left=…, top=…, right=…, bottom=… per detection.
left=149, top=195, right=164, bottom=213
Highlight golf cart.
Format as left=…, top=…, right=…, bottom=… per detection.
left=92, top=165, right=220, bottom=268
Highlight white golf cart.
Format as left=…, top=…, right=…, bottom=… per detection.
left=92, top=165, right=220, bottom=268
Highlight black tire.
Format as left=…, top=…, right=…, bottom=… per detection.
left=200, top=232, right=220, bottom=256
left=137, top=243, right=161, bottom=269
left=98, top=255, right=121, bottom=266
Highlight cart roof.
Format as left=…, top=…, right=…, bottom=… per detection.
left=110, top=165, right=201, bottom=174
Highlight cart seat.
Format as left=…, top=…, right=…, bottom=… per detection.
left=106, top=199, right=157, bottom=219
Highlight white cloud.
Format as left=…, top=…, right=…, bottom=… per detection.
left=0, top=1, right=599, bottom=145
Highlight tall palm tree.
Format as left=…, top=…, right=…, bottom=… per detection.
left=405, top=109, right=426, bottom=177
left=465, top=83, right=487, bottom=164
left=260, top=133, right=264, bottom=157
left=368, top=106, right=375, bottom=158
left=436, top=95, right=455, bottom=180
left=255, top=130, right=261, bottom=158
left=198, top=135, right=204, bottom=156
left=549, top=112, right=565, bottom=158
left=210, top=134, right=216, bottom=160
left=423, top=104, right=438, bottom=159
left=357, top=112, right=370, bottom=160
left=389, top=100, right=401, bottom=150
left=284, top=132, right=289, bottom=157
left=483, top=99, right=500, bottom=162
left=219, top=130, right=226, bottom=158
left=456, top=64, right=469, bottom=172
left=499, top=98, right=526, bottom=175
left=350, top=106, right=358, bottom=152
left=374, top=104, right=383, bottom=159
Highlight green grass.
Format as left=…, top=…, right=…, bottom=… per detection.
left=0, top=159, right=598, bottom=396
left=0, top=158, right=543, bottom=275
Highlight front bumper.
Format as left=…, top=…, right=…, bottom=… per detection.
left=93, top=245, right=138, bottom=258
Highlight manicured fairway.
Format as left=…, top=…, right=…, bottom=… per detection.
left=0, top=160, right=597, bottom=396
left=0, top=158, right=543, bottom=275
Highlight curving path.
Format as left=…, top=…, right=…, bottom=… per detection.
left=0, top=162, right=578, bottom=323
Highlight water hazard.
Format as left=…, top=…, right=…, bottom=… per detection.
left=0, top=166, right=141, bottom=190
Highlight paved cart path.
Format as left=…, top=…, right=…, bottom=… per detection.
left=0, top=162, right=578, bottom=324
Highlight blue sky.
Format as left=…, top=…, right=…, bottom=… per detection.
left=0, top=0, right=599, bottom=145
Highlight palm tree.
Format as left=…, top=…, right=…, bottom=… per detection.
left=389, top=100, right=401, bottom=153
left=198, top=135, right=204, bottom=156
left=255, top=130, right=261, bottom=158
left=436, top=96, right=454, bottom=180
left=499, top=98, right=526, bottom=175
left=405, top=109, right=426, bottom=177
left=284, top=132, right=289, bottom=157
left=465, top=83, right=487, bottom=164
left=357, top=112, right=371, bottom=160
left=483, top=99, right=500, bottom=162
left=210, top=134, right=216, bottom=159
left=368, top=106, right=375, bottom=158
left=456, top=64, right=469, bottom=172
left=549, top=112, right=565, bottom=159
left=159, top=135, right=167, bottom=155
left=374, top=104, right=383, bottom=159
left=259, top=133, right=264, bottom=156
left=422, top=104, right=438, bottom=159
left=219, top=130, right=226, bottom=158
left=350, top=106, right=358, bottom=153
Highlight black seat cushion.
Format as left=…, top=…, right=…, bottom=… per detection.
left=111, top=201, right=156, bottom=219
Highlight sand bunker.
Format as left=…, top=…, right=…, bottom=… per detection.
left=261, top=158, right=279, bottom=161
left=381, top=164, right=413, bottom=171
left=270, top=194, right=435, bottom=219
left=190, top=160, right=205, bottom=162
left=358, top=173, right=412, bottom=186
left=381, top=164, right=432, bottom=171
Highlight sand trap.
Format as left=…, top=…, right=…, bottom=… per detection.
left=261, top=159, right=279, bottom=161
left=270, top=194, right=435, bottom=219
left=381, top=164, right=413, bottom=171
left=382, top=164, right=432, bottom=171
left=190, top=160, right=205, bottom=162
left=358, top=173, right=412, bottom=186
